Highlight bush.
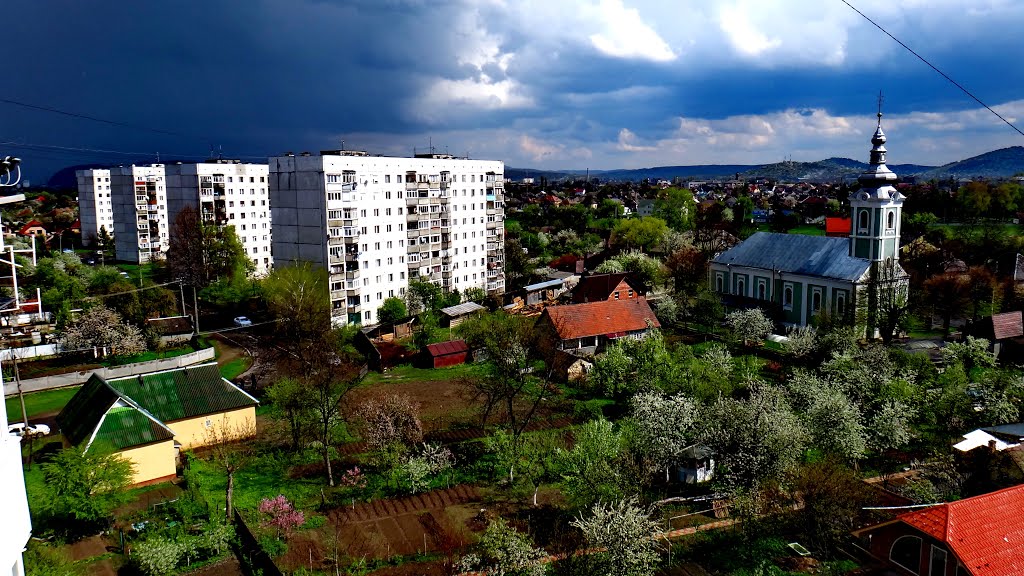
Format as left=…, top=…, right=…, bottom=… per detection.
left=258, top=535, right=288, bottom=558
left=133, top=537, right=182, bottom=576
left=573, top=399, right=606, bottom=421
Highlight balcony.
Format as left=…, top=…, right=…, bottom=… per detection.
left=330, top=290, right=345, bottom=300
left=328, top=236, right=344, bottom=245
left=327, top=219, right=344, bottom=228
left=329, top=256, right=345, bottom=267
left=345, top=251, right=359, bottom=262
left=345, top=270, right=360, bottom=281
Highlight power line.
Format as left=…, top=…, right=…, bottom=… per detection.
left=839, top=0, right=1024, bottom=139
left=0, top=141, right=269, bottom=161
left=0, top=97, right=192, bottom=138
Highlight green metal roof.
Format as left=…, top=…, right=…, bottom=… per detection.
left=56, top=363, right=256, bottom=451
left=106, top=363, right=257, bottom=423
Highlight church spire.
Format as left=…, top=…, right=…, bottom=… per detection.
left=857, top=101, right=898, bottom=193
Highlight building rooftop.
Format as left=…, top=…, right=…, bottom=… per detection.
left=439, top=302, right=486, bottom=317
left=425, top=339, right=470, bottom=357
left=898, top=484, right=1024, bottom=575
left=542, top=297, right=660, bottom=340
left=712, top=232, right=871, bottom=282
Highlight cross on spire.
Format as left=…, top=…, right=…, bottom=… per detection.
left=877, top=90, right=884, bottom=124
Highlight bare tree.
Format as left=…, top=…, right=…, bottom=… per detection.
left=859, top=258, right=911, bottom=344
left=202, top=417, right=257, bottom=522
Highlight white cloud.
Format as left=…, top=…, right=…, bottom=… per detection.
left=586, top=0, right=675, bottom=62
left=616, top=128, right=656, bottom=152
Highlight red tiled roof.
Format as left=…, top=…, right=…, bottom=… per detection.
left=898, top=484, right=1024, bottom=575
left=825, top=217, right=851, bottom=235
left=991, top=311, right=1023, bottom=341
left=18, top=219, right=45, bottom=235
left=425, top=339, right=469, bottom=357
left=542, top=297, right=660, bottom=340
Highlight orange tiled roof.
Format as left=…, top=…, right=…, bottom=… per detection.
left=898, top=484, right=1024, bottom=575
left=542, top=297, right=660, bottom=340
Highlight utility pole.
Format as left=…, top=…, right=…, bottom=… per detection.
left=193, top=285, right=200, bottom=335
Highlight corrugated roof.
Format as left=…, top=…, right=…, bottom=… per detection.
left=541, top=297, right=660, bottom=340
left=106, top=363, right=257, bottom=423
left=57, top=374, right=175, bottom=450
left=146, top=316, right=194, bottom=335
left=991, top=311, right=1023, bottom=341
left=898, top=484, right=1024, bottom=575
left=426, top=339, right=470, bottom=357
left=523, top=279, right=565, bottom=291
left=712, top=232, right=870, bottom=282
left=439, top=302, right=486, bottom=317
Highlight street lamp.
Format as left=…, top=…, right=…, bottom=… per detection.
left=0, top=156, right=21, bottom=187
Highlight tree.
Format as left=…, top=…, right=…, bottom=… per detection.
left=265, top=377, right=312, bottom=451
left=558, top=418, right=627, bottom=508
left=571, top=498, right=660, bottom=576
left=625, top=392, right=700, bottom=482
left=802, top=383, right=867, bottom=462
left=594, top=250, right=665, bottom=289
left=377, top=297, right=408, bottom=325
left=258, top=495, right=305, bottom=541
left=792, top=460, right=871, bottom=553
left=610, top=217, right=668, bottom=252
left=725, top=307, right=774, bottom=345
left=95, top=225, right=115, bottom=262
left=458, top=519, right=547, bottom=576
left=406, top=278, right=448, bottom=314
left=167, top=206, right=254, bottom=290
left=665, top=245, right=708, bottom=295
left=505, top=237, right=532, bottom=288
left=59, top=305, right=146, bottom=356
left=783, top=325, right=818, bottom=360
left=589, top=331, right=677, bottom=400
left=654, top=188, right=695, bottom=231
left=705, top=386, right=807, bottom=489
left=304, top=349, right=364, bottom=487
left=463, top=286, right=487, bottom=304
left=42, top=447, right=134, bottom=532
left=202, top=418, right=256, bottom=522
left=923, top=272, right=971, bottom=336
left=262, top=263, right=331, bottom=345
left=863, top=259, right=912, bottom=344
left=358, top=393, right=424, bottom=453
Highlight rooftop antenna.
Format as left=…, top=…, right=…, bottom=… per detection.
left=341, top=139, right=345, bottom=151
left=218, top=145, right=223, bottom=160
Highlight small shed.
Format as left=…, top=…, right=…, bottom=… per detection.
left=524, top=278, right=566, bottom=306
left=145, top=315, right=195, bottom=347
left=676, top=445, right=714, bottom=484
left=439, top=302, right=486, bottom=328
left=424, top=339, right=470, bottom=368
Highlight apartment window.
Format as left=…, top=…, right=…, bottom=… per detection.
left=386, top=225, right=392, bottom=232
left=360, top=209, right=367, bottom=217
left=385, top=175, right=391, bottom=183
left=374, top=226, right=380, bottom=233
left=260, top=176, right=265, bottom=182
left=397, top=175, right=403, bottom=183
left=374, top=242, right=381, bottom=250
left=385, top=208, right=391, bottom=216
left=373, top=209, right=379, bottom=216
left=327, top=174, right=340, bottom=183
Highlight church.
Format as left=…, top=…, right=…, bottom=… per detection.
left=709, top=111, right=908, bottom=338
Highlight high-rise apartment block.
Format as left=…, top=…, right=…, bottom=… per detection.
left=109, top=164, right=169, bottom=263
left=83, top=161, right=272, bottom=274
left=165, top=161, right=272, bottom=275
left=76, top=168, right=114, bottom=246
left=270, top=151, right=505, bottom=326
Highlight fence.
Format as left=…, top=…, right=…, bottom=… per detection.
left=233, top=510, right=284, bottom=576
left=0, top=344, right=58, bottom=362
left=2, top=346, right=216, bottom=395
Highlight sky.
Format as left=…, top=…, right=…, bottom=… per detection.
left=4, top=0, right=1024, bottom=182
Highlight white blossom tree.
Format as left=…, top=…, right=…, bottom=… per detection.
left=59, top=305, right=146, bottom=357
left=458, top=518, right=546, bottom=576
left=571, top=498, right=660, bottom=576
left=725, top=308, right=774, bottom=345
left=626, top=392, right=701, bottom=482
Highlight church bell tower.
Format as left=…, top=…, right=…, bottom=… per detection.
left=849, top=108, right=904, bottom=263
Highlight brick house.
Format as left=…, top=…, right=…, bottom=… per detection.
left=570, top=273, right=646, bottom=303
left=853, top=483, right=1024, bottom=575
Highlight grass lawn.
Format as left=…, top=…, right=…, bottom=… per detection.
left=219, top=356, right=252, bottom=380
left=5, top=386, right=81, bottom=420
left=362, top=362, right=489, bottom=386
left=755, top=223, right=824, bottom=236
left=114, top=262, right=162, bottom=284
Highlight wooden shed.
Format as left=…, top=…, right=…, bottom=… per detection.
left=423, top=339, right=470, bottom=368
left=439, top=302, right=486, bottom=328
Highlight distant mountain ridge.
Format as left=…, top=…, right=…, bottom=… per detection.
left=919, top=146, right=1024, bottom=179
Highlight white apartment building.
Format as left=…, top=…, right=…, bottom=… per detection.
left=0, top=391, right=30, bottom=576
left=76, top=168, right=115, bottom=246
left=270, top=151, right=505, bottom=326
left=165, top=161, right=272, bottom=275
left=110, top=164, right=169, bottom=263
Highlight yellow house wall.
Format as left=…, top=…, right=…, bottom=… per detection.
left=118, top=440, right=177, bottom=485
left=168, top=406, right=256, bottom=450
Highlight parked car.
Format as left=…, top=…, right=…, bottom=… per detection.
left=6, top=423, right=49, bottom=436
left=233, top=316, right=253, bottom=327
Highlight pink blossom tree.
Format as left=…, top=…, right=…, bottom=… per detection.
left=258, top=495, right=305, bottom=540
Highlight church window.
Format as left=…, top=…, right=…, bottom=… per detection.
left=836, top=292, right=846, bottom=315
left=858, top=210, right=869, bottom=233
left=736, top=278, right=745, bottom=296
left=715, top=274, right=724, bottom=293
left=887, top=211, right=895, bottom=230
left=757, top=281, right=766, bottom=300
left=811, top=289, right=822, bottom=313
left=783, top=284, right=794, bottom=311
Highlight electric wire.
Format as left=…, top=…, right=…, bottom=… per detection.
left=840, top=0, right=1024, bottom=139
left=0, top=97, right=192, bottom=138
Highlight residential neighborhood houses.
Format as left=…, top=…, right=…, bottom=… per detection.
left=6, top=107, right=1024, bottom=576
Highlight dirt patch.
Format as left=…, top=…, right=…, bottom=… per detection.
left=277, top=485, right=482, bottom=572
left=114, top=483, right=184, bottom=519
left=349, top=377, right=479, bottom=432
left=188, top=556, right=244, bottom=576
left=65, top=535, right=111, bottom=561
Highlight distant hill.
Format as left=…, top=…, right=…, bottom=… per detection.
left=506, top=164, right=761, bottom=183
left=919, top=146, right=1024, bottom=180
left=740, top=158, right=935, bottom=182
